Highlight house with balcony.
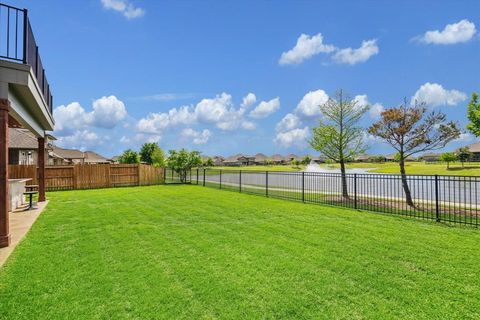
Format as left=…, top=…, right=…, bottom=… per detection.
left=0, top=3, right=54, bottom=247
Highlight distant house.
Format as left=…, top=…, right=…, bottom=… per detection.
left=270, top=154, right=285, bottom=164
left=420, top=153, right=442, bottom=162
left=285, top=154, right=299, bottom=164
left=354, top=154, right=372, bottom=162
left=51, top=146, right=85, bottom=164
left=465, top=142, right=480, bottom=161
left=254, top=153, right=268, bottom=165
left=385, top=153, right=396, bottom=162
left=311, top=155, right=327, bottom=164
left=84, top=151, right=110, bottom=164
left=223, top=154, right=255, bottom=166
left=8, top=128, right=62, bottom=165
left=213, top=156, right=224, bottom=166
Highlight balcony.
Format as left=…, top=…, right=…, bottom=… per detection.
left=0, top=3, right=53, bottom=115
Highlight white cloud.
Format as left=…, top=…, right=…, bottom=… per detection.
left=181, top=128, right=212, bottom=145
left=456, top=133, right=474, bottom=142
left=249, top=97, right=280, bottom=119
left=56, top=130, right=100, bottom=151
left=90, top=95, right=127, bottom=129
left=136, top=105, right=195, bottom=134
left=353, top=94, right=384, bottom=118
left=416, top=19, right=477, bottom=45
left=279, top=33, right=336, bottom=65
left=54, top=95, right=127, bottom=136
left=101, top=0, right=145, bottom=19
left=53, top=102, right=90, bottom=135
left=276, top=113, right=301, bottom=132
left=412, top=82, right=467, bottom=107
left=241, top=121, right=256, bottom=130
left=274, top=127, right=310, bottom=148
left=333, top=39, right=379, bottom=65
left=295, top=89, right=329, bottom=118
left=241, top=93, right=257, bottom=109
left=136, top=92, right=263, bottom=134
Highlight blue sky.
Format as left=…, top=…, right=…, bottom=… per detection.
left=8, top=0, right=480, bottom=157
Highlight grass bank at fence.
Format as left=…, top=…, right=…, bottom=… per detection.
left=331, top=162, right=480, bottom=176
left=1, top=185, right=480, bottom=319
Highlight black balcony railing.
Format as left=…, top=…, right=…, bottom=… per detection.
left=0, top=3, right=53, bottom=114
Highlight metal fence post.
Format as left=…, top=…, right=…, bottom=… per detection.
left=354, top=173, right=358, bottom=209
left=302, top=171, right=305, bottom=202
left=163, top=167, right=166, bottom=183
left=196, top=168, right=199, bottom=185
left=435, top=174, right=440, bottom=222
left=203, top=168, right=206, bottom=186
left=22, top=9, right=28, bottom=64
left=266, top=171, right=269, bottom=197
left=219, top=169, right=222, bottom=189
left=239, top=170, right=242, bottom=192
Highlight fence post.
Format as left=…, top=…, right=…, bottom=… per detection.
left=266, top=171, right=269, bottom=197
left=435, top=174, right=440, bottom=222
left=163, top=167, right=166, bottom=184
left=239, top=170, right=242, bottom=192
left=302, top=171, right=305, bottom=202
left=196, top=168, right=199, bottom=185
left=354, top=173, right=357, bottom=209
left=219, top=169, right=222, bottom=189
left=203, top=168, right=206, bottom=186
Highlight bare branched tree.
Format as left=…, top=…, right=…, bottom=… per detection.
left=368, top=100, right=461, bottom=207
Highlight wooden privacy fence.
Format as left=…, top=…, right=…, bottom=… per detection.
left=9, top=164, right=165, bottom=191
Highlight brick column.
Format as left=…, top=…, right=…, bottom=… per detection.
left=37, top=137, right=46, bottom=202
left=0, top=99, right=10, bottom=248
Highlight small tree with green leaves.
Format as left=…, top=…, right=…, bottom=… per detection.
left=151, top=148, right=166, bottom=167
left=204, top=157, right=214, bottom=167
left=301, top=156, right=312, bottom=165
left=167, top=149, right=202, bottom=183
left=467, top=92, right=480, bottom=137
left=457, top=147, right=472, bottom=168
left=140, top=143, right=162, bottom=165
left=119, top=149, right=140, bottom=164
left=439, top=152, right=457, bottom=169
left=310, top=90, right=369, bottom=198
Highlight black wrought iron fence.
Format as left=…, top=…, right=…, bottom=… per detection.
left=190, top=168, right=480, bottom=227
left=0, top=3, right=53, bottom=113
left=164, top=168, right=192, bottom=184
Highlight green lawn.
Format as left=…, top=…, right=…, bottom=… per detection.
left=1, top=185, right=480, bottom=319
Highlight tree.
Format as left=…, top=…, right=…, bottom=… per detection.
left=151, top=148, right=166, bottom=167
left=166, top=149, right=202, bottom=183
left=140, top=142, right=163, bottom=165
left=119, top=149, right=140, bottom=164
left=371, top=155, right=386, bottom=163
left=439, top=152, right=457, bottom=169
left=204, top=157, right=214, bottom=167
left=309, top=90, right=369, bottom=198
left=368, top=100, right=461, bottom=207
left=457, top=147, right=472, bottom=168
left=301, top=156, right=311, bottom=165
left=467, top=92, right=480, bottom=137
